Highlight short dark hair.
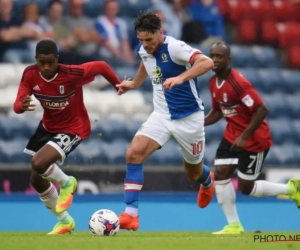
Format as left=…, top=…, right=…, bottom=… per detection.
left=212, top=41, right=231, bottom=56
left=47, top=0, right=63, bottom=10
left=134, top=11, right=161, bottom=33
left=36, top=39, right=58, bottom=56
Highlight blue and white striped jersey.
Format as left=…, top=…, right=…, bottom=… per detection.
left=138, top=36, right=204, bottom=120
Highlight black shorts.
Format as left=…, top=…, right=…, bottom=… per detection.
left=215, top=138, right=269, bottom=180
left=24, top=121, right=82, bottom=165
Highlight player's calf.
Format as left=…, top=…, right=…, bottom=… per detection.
left=30, top=170, right=51, bottom=193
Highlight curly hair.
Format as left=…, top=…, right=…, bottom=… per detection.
left=134, top=10, right=161, bottom=34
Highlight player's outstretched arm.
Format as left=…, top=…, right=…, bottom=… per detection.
left=204, top=108, right=223, bottom=126
left=116, top=61, right=147, bottom=95
left=80, top=61, right=121, bottom=91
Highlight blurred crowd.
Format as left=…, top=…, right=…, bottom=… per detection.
left=0, top=0, right=226, bottom=66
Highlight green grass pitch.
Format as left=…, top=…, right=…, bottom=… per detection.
left=0, top=232, right=299, bottom=250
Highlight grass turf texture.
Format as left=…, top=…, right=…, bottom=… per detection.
left=0, top=232, right=299, bottom=250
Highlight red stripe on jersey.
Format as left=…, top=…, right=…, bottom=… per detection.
left=189, top=51, right=202, bottom=64
left=59, top=65, right=84, bottom=76
left=227, top=73, right=244, bottom=96
left=59, top=68, right=83, bottom=76
left=59, top=66, right=83, bottom=74
left=21, top=65, right=38, bottom=81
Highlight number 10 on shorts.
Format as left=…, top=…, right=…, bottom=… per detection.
left=191, top=141, right=203, bottom=156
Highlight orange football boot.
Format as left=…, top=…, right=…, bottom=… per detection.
left=119, top=212, right=139, bottom=231
left=197, top=172, right=215, bottom=208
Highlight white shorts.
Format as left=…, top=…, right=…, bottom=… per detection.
left=136, top=111, right=205, bottom=164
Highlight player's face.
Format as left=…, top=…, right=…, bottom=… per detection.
left=209, top=45, right=230, bottom=73
left=137, top=29, right=163, bottom=54
left=36, top=54, right=58, bottom=78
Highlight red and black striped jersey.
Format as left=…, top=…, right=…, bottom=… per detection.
left=208, top=68, right=272, bottom=152
left=14, top=62, right=121, bottom=139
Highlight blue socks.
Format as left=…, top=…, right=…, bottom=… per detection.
left=124, top=163, right=144, bottom=216
left=196, top=165, right=212, bottom=188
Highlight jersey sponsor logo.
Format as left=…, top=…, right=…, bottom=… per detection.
left=152, top=66, right=163, bottom=78
left=242, top=94, right=254, bottom=107
left=152, top=66, right=165, bottom=85
left=151, top=78, right=165, bottom=85
left=58, top=85, right=65, bottom=94
left=42, top=101, right=69, bottom=109
left=161, top=53, right=168, bottom=62
left=221, top=107, right=237, bottom=117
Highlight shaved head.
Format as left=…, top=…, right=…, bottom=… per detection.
left=211, top=41, right=231, bottom=57
left=209, top=41, right=231, bottom=75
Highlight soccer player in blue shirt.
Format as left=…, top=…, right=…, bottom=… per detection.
left=116, top=11, right=215, bottom=231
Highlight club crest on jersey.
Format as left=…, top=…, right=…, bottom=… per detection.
left=161, top=53, right=168, bottom=62
left=58, top=85, right=65, bottom=94
left=223, top=93, right=228, bottom=102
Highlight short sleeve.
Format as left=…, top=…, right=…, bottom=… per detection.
left=168, top=40, right=201, bottom=65
left=232, top=75, right=263, bottom=111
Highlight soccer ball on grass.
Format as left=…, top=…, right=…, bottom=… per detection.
left=89, top=209, right=120, bottom=236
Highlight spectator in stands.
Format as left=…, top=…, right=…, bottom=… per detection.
left=23, top=3, right=56, bottom=57
left=171, top=0, right=191, bottom=24
left=187, top=0, right=225, bottom=46
left=95, top=0, right=136, bottom=66
left=152, top=0, right=185, bottom=39
left=40, top=0, right=76, bottom=53
left=0, top=0, right=36, bottom=63
left=64, top=0, right=100, bottom=64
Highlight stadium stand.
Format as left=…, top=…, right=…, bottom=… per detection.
left=0, top=0, right=299, bottom=168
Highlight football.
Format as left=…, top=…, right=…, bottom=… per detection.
left=88, top=209, right=120, bottom=236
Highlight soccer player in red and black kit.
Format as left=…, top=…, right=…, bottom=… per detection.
left=13, top=39, right=121, bottom=235
left=206, top=42, right=300, bottom=234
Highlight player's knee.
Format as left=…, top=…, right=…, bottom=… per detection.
left=214, top=172, right=227, bottom=181
left=126, top=147, right=143, bottom=163
left=214, top=165, right=235, bottom=181
left=31, top=155, right=47, bottom=173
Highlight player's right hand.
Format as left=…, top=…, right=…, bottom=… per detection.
left=116, top=76, right=132, bottom=95
left=22, top=95, right=36, bottom=112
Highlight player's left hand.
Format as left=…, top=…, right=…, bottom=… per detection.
left=163, top=77, right=184, bottom=93
left=230, top=135, right=247, bottom=152
left=116, top=76, right=132, bottom=95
